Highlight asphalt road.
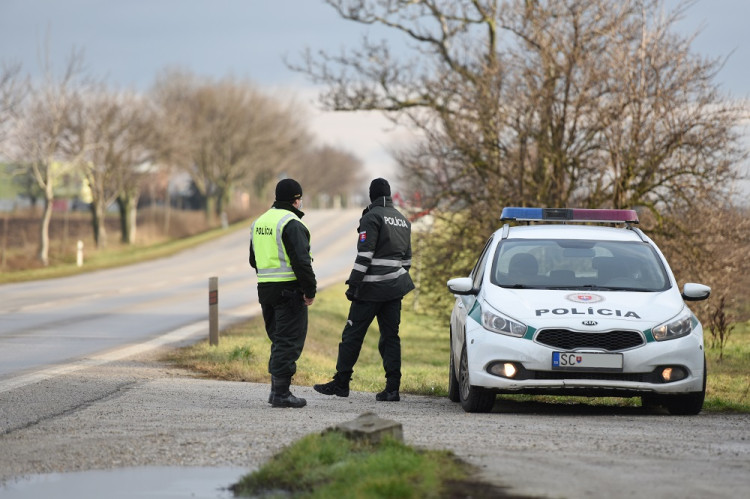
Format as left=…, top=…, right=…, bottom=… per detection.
left=1, top=208, right=749, bottom=498
left=0, top=208, right=361, bottom=384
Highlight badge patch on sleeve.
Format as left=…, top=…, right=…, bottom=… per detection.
left=359, top=231, right=367, bottom=242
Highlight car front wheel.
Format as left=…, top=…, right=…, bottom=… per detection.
left=448, top=330, right=460, bottom=403
left=459, top=344, right=495, bottom=413
left=642, top=356, right=706, bottom=415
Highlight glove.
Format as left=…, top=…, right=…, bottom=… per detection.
left=345, top=283, right=359, bottom=301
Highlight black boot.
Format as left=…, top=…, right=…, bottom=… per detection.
left=270, top=376, right=306, bottom=408
left=267, top=377, right=274, bottom=404
left=375, top=389, right=400, bottom=401
left=313, top=374, right=350, bottom=397
left=376, top=378, right=400, bottom=401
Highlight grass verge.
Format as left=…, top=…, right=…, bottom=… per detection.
left=230, top=431, right=508, bottom=498
left=703, top=320, right=750, bottom=411
left=164, top=283, right=448, bottom=395
left=165, top=283, right=750, bottom=412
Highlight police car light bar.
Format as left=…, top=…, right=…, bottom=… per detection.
left=500, top=207, right=639, bottom=224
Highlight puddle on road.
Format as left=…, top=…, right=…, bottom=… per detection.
left=0, top=466, right=248, bottom=498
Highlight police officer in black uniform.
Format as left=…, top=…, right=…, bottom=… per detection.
left=249, top=178, right=316, bottom=408
left=314, top=178, right=414, bottom=401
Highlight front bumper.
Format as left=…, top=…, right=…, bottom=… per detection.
left=465, top=325, right=705, bottom=396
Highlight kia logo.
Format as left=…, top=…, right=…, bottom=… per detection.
left=582, top=320, right=598, bottom=326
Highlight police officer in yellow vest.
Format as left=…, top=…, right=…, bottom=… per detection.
left=249, top=178, right=316, bottom=408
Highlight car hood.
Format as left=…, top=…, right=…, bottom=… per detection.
left=483, top=287, right=684, bottom=329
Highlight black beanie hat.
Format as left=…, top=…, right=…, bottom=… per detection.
left=369, top=178, right=391, bottom=201
left=275, top=178, right=303, bottom=203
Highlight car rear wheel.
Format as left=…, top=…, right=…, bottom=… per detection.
left=459, top=344, right=495, bottom=413
left=448, top=330, right=460, bottom=403
left=642, top=356, right=707, bottom=415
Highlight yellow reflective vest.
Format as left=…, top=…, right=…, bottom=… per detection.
left=250, top=208, right=306, bottom=283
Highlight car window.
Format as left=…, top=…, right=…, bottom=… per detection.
left=470, top=236, right=494, bottom=290
left=490, top=239, right=669, bottom=291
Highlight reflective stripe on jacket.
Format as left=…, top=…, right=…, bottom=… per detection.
left=251, top=208, right=305, bottom=283
left=347, top=196, right=415, bottom=302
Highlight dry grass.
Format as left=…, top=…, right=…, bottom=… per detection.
left=164, top=283, right=450, bottom=395
left=704, top=320, right=750, bottom=411
left=0, top=206, right=254, bottom=281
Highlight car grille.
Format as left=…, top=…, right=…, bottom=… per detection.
left=535, top=328, right=644, bottom=351
left=528, top=371, right=658, bottom=383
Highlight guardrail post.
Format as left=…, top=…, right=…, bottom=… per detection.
left=209, top=276, right=219, bottom=346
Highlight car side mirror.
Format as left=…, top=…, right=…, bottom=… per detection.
left=447, top=277, right=477, bottom=296
left=682, top=283, right=711, bottom=301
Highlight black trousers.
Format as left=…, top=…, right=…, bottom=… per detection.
left=260, top=291, right=308, bottom=379
left=335, top=298, right=402, bottom=390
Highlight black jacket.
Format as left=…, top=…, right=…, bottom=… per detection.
left=249, top=201, right=317, bottom=303
left=346, top=196, right=414, bottom=302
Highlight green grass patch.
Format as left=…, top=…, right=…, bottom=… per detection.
left=231, top=431, right=480, bottom=498
left=166, top=285, right=750, bottom=413
left=703, top=320, right=750, bottom=412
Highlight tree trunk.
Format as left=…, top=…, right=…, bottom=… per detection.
left=37, top=197, right=53, bottom=266
left=117, top=193, right=139, bottom=244
left=117, top=197, right=127, bottom=243
left=162, top=189, right=171, bottom=236
left=204, top=196, right=216, bottom=225
left=216, top=188, right=229, bottom=228
left=90, top=202, right=107, bottom=248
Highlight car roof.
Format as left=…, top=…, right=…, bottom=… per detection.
left=500, top=224, right=644, bottom=242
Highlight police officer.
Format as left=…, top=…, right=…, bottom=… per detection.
left=249, top=178, right=316, bottom=408
left=314, top=178, right=414, bottom=401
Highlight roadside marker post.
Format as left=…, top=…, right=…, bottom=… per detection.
left=209, top=276, right=219, bottom=346
left=76, top=240, right=84, bottom=267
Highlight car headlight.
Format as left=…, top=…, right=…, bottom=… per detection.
left=652, top=309, right=693, bottom=341
left=481, top=304, right=527, bottom=337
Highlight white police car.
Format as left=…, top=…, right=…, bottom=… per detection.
left=447, top=207, right=711, bottom=414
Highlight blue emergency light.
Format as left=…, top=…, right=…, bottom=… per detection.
left=500, top=207, right=639, bottom=224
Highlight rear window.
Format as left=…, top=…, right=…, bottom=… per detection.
left=491, top=239, right=669, bottom=291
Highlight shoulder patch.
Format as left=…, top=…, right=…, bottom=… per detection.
left=359, top=231, right=367, bottom=242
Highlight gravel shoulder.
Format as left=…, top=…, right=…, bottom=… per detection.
left=1, top=351, right=749, bottom=499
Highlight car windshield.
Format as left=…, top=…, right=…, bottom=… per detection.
left=491, top=239, right=670, bottom=291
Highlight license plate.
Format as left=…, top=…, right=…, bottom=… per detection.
left=552, top=352, right=623, bottom=371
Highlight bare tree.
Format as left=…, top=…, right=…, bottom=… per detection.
left=113, top=95, right=155, bottom=245
left=286, top=145, right=366, bottom=207
left=151, top=70, right=312, bottom=222
left=654, top=200, right=750, bottom=322
left=68, top=88, right=154, bottom=246
left=7, top=50, right=89, bottom=265
left=294, top=0, right=748, bottom=316
left=0, top=61, right=27, bottom=148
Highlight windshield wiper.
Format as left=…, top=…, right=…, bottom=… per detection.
left=608, top=287, right=651, bottom=292
left=578, top=284, right=615, bottom=291
left=503, top=284, right=548, bottom=289
left=577, top=284, right=651, bottom=292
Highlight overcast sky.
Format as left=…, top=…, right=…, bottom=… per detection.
left=1, top=0, right=748, bottom=190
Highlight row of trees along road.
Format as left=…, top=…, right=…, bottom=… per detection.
left=0, top=56, right=364, bottom=266
left=294, top=0, right=750, bottom=325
